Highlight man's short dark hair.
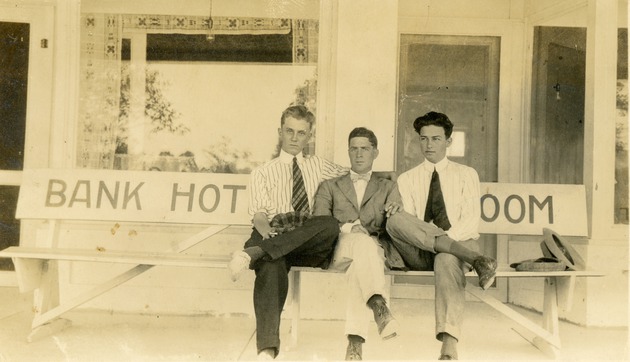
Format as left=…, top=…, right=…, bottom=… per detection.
left=348, top=127, right=378, bottom=148
left=281, top=105, right=315, bottom=128
left=413, top=111, right=454, bottom=138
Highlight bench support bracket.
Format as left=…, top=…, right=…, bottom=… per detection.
left=22, top=224, right=229, bottom=341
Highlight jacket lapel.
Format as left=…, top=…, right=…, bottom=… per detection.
left=360, top=175, right=379, bottom=209
left=337, top=175, right=360, bottom=211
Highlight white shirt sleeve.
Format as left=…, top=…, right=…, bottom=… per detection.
left=397, top=171, right=418, bottom=217
left=444, top=166, right=481, bottom=241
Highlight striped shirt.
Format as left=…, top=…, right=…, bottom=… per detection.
left=397, top=157, right=480, bottom=241
left=249, top=150, right=349, bottom=221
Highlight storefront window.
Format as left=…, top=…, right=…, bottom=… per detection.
left=77, top=13, right=318, bottom=173
left=615, top=28, right=628, bottom=225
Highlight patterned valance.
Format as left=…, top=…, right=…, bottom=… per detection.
left=122, top=14, right=291, bottom=35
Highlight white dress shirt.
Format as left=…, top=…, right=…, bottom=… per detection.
left=248, top=149, right=348, bottom=221
left=340, top=170, right=372, bottom=233
left=396, top=157, right=480, bottom=241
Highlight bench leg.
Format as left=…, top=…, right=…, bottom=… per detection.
left=23, top=259, right=73, bottom=343
left=27, top=318, right=72, bottom=343
left=466, top=284, right=561, bottom=358
left=531, top=277, right=561, bottom=358
left=12, top=258, right=46, bottom=293
left=32, top=264, right=154, bottom=328
left=29, top=225, right=228, bottom=330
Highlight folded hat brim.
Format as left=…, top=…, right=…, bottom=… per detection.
left=542, top=228, right=586, bottom=271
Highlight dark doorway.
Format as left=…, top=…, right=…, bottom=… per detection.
left=0, top=21, right=29, bottom=271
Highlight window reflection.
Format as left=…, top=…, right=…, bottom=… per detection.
left=78, top=14, right=318, bottom=173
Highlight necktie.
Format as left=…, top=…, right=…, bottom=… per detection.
left=424, top=168, right=451, bottom=231
left=292, top=157, right=309, bottom=213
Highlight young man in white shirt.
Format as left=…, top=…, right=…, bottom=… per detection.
left=228, top=105, right=348, bottom=360
left=386, top=111, right=497, bottom=360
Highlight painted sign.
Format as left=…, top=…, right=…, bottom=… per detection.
left=16, top=169, right=588, bottom=236
left=17, top=168, right=251, bottom=225
left=477, top=182, right=587, bottom=236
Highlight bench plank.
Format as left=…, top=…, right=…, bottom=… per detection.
left=291, top=266, right=604, bottom=278
left=0, top=247, right=232, bottom=268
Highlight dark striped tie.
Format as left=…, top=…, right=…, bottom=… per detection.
left=424, top=168, right=451, bottom=231
left=292, top=157, right=309, bottom=213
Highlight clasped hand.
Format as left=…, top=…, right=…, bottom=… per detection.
left=383, top=202, right=403, bottom=217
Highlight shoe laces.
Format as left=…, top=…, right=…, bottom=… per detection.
left=375, top=302, right=389, bottom=320
left=475, top=257, right=495, bottom=273
left=377, top=304, right=385, bottom=318
left=347, top=342, right=361, bottom=360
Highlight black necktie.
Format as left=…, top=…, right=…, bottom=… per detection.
left=292, top=157, right=309, bottom=213
left=424, top=168, right=451, bottom=231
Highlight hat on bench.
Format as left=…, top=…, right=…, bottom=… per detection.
left=510, top=257, right=567, bottom=272
left=510, top=228, right=586, bottom=272
left=540, top=227, right=586, bottom=271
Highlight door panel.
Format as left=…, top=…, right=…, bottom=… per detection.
left=530, top=27, right=586, bottom=185
left=397, top=35, right=499, bottom=182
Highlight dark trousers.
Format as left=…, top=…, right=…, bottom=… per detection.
left=243, top=215, right=340, bottom=355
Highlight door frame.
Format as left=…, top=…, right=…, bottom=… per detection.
left=0, top=3, right=54, bottom=286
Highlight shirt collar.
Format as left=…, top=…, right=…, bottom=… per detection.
left=422, top=157, right=449, bottom=173
left=350, top=170, right=372, bottom=181
left=279, top=149, right=304, bottom=164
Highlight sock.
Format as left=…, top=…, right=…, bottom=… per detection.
left=434, top=235, right=479, bottom=265
left=439, top=332, right=458, bottom=359
left=348, top=334, right=365, bottom=344
left=243, top=246, right=268, bottom=264
left=367, top=294, right=385, bottom=308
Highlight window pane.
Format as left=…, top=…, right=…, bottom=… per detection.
left=78, top=14, right=318, bottom=173
left=615, top=28, right=628, bottom=225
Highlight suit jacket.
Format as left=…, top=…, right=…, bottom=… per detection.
left=312, top=173, right=406, bottom=269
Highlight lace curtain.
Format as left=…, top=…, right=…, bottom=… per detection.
left=77, top=14, right=318, bottom=169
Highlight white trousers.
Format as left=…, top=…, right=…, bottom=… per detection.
left=329, top=232, right=389, bottom=340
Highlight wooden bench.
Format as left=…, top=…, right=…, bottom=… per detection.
left=286, top=182, right=603, bottom=358
left=0, top=168, right=603, bottom=359
left=288, top=266, right=604, bottom=358
left=0, top=168, right=252, bottom=341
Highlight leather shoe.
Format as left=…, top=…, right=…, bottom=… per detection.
left=439, top=354, right=456, bottom=360
left=345, top=339, right=362, bottom=360
left=228, top=250, right=251, bottom=282
left=368, top=297, right=399, bottom=340
left=472, top=255, right=497, bottom=290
